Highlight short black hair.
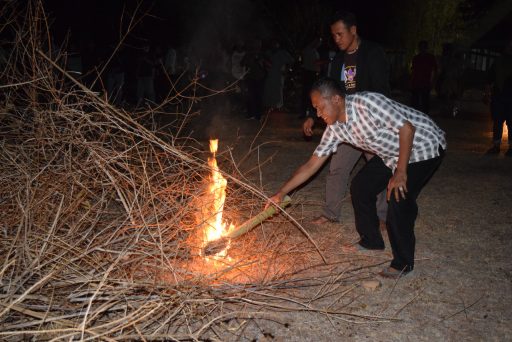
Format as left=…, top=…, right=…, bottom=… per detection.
left=311, top=77, right=345, bottom=98
left=330, top=11, right=357, bottom=28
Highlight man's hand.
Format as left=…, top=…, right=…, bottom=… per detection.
left=388, top=121, right=414, bottom=202
left=265, top=192, right=284, bottom=210
left=303, top=117, right=314, bottom=136
left=387, top=169, right=408, bottom=202
left=266, top=154, right=328, bottom=210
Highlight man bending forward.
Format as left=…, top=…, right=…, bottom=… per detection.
left=269, top=78, right=446, bottom=278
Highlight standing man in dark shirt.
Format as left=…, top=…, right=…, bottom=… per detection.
left=303, top=11, right=390, bottom=226
left=410, top=40, right=437, bottom=114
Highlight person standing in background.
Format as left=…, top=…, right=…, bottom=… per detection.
left=300, top=37, right=321, bottom=118
left=302, top=11, right=390, bottom=226
left=263, top=39, right=294, bottom=111
left=136, top=45, right=156, bottom=106
left=410, top=40, right=437, bottom=114
left=241, top=39, right=267, bottom=120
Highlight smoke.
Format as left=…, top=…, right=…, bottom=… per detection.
left=165, top=0, right=267, bottom=140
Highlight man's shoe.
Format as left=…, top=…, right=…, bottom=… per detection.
left=485, top=145, right=500, bottom=155
left=342, top=243, right=384, bottom=253
left=378, top=266, right=411, bottom=279
left=310, top=215, right=337, bottom=225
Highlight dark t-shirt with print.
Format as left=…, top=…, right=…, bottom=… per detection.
left=343, top=51, right=357, bottom=94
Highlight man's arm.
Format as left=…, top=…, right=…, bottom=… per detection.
left=267, top=154, right=328, bottom=207
left=387, top=121, right=415, bottom=202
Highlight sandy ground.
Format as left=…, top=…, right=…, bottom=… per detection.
left=191, top=93, right=512, bottom=341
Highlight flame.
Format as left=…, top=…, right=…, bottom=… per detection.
left=201, top=139, right=234, bottom=259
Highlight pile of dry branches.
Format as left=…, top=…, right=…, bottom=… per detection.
left=0, top=2, right=394, bottom=340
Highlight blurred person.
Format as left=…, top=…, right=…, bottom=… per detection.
left=231, top=41, right=247, bottom=111
left=410, top=40, right=437, bottom=114
left=486, top=40, right=512, bottom=156
left=81, top=39, right=100, bottom=90
left=300, top=37, right=321, bottom=118
left=231, top=41, right=247, bottom=81
left=136, top=45, right=156, bottom=106
left=302, top=11, right=390, bottom=226
left=436, top=43, right=463, bottom=116
left=241, top=39, right=267, bottom=120
left=106, top=46, right=125, bottom=106
left=268, top=78, right=446, bottom=278
left=263, top=39, right=294, bottom=110
left=164, top=44, right=177, bottom=77
left=0, top=41, right=9, bottom=75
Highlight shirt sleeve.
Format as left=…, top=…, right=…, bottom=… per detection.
left=314, top=127, right=340, bottom=157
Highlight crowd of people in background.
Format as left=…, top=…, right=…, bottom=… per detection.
left=1, top=13, right=508, bottom=156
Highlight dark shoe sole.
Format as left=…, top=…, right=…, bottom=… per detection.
left=310, top=215, right=338, bottom=225
left=378, top=267, right=411, bottom=279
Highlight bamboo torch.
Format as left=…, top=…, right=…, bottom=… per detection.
left=202, top=196, right=292, bottom=256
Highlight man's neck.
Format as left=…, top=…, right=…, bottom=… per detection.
left=337, top=102, right=347, bottom=123
left=346, top=37, right=360, bottom=54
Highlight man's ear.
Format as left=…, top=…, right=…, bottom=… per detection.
left=332, top=94, right=342, bottom=104
left=350, top=25, right=357, bottom=36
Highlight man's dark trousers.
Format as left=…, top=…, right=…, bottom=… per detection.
left=350, top=149, right=444, bottom=272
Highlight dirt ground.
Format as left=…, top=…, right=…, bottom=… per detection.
left=194, top=92, right=512, bottom=341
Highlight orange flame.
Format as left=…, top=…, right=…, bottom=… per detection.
left=201, top=139, right=233, bottom=258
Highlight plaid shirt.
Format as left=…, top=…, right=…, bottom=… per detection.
left=314, top=92, right=447, bottom=170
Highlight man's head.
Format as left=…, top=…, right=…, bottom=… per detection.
left=418, top=40, right=428, bottom=53
left=505, top=39, right=512, bottom=55
left=310, top=78, right=346, bottom=125
left=330, top=11, right=358, bottom=52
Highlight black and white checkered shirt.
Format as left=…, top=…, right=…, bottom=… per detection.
left=314, top=92, right=447, bottom=170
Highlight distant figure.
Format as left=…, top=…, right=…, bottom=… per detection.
left=81, top=40, right=100, bottom=90
left=106, top=47, right=125, bottom=106
left=164, top=45, right=177, bottom=77
left=300, top=37, right=321, bottom=118
left=136, top=45, right=156, bottom=106
left=410, top=40, right=437, bottom=114
left=486, top=40, right=512, bottom=156
left=241, top=39, right=267, bottom=120
left=231, top=42, right=247, bottom=81
left=437, top=43, right=463, bottom=116
left=231, top=42, right=247, bottom=112
left=208, top=42, right=230, bottom=89
left=263, top=40, right=294, bottom=110
left=0, top=41, right=9, bottom=74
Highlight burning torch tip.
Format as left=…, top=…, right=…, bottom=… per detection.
left=202, top=237, right=229, bottom=256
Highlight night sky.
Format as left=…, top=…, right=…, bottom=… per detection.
left=42, top=0, right=396, bottom=49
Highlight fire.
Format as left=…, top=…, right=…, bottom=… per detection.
left=201, top=139, right=234, bottom=259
